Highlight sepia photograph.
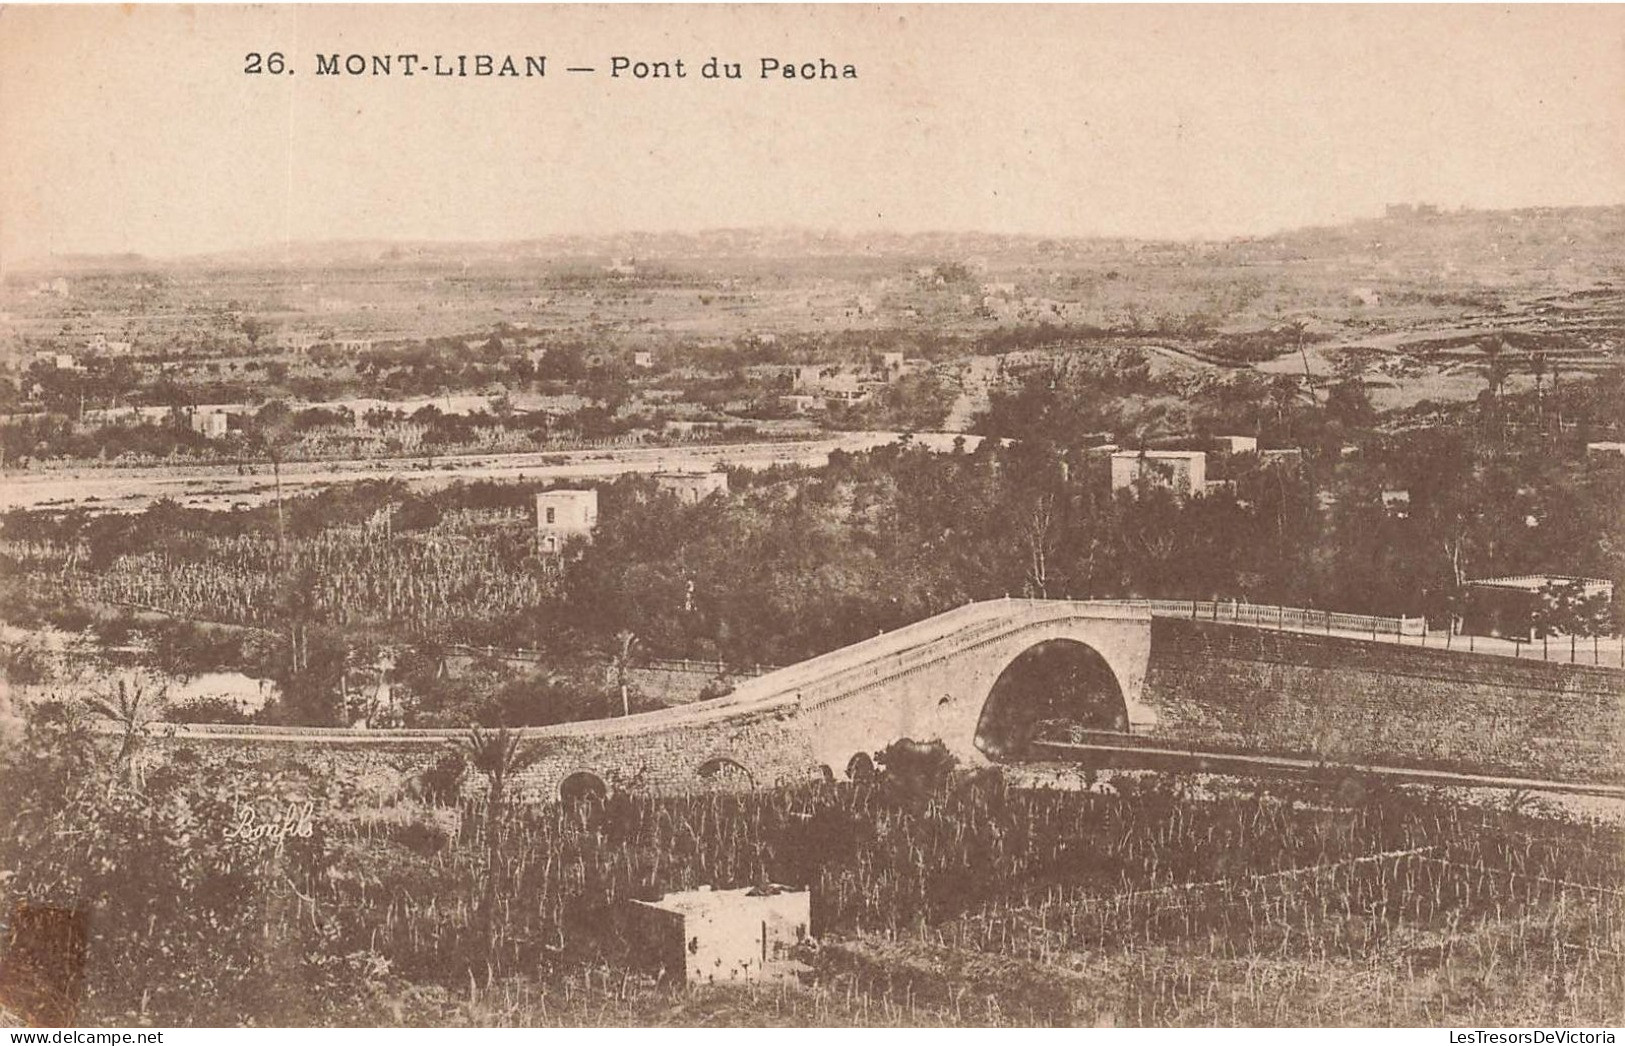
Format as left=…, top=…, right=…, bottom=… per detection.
left=0, top=2, right=1622, bottom=1031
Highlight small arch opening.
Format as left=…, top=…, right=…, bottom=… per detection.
left=559, top=771, right=608, bottom=803
left=697, top=757, right=755, bottom=788
left=975, top=638, right=1129, bottom=761
left=845, top=751, right=876, bottom=781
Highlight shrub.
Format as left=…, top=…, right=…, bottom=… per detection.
left=165, top=697, right=254, bottom=725
left=873, top=738, right=957, bottom=794
left=415, top=749, right=467, bottom=806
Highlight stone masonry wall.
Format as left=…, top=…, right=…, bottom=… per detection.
left=146, top=703, right=819, bottom=804
left=1141, top=618, right=1625, bottom=783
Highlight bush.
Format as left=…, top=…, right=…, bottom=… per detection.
left=0, top=639, right=53, bottom=686
left=390, top=818, right=452, bottom=856
left=873, top=738, right=958, bottom=795
left=164, top=697, right=254, bottom=725
left=414, top=749, right=467, bottom=806
left=0, top=707, right=352, bottom=1023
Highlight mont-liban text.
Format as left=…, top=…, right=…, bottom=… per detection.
left=242, top=52, right=858, bottom=80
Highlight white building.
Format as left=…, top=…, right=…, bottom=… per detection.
left=535, top=488, right=599, bottom=553
left=625, top=885, right=809, bottom=985
left=83, top=333, right=132, bottom=356
left=32, top=351, right=81, bottom=371
left=189, top=411, right=229, bottom=438
left=1211, top=435, right=1258, bottom=455
left=794, top=366, right=873, bottom=402
left=1110, top=450, right=1208, bottom=498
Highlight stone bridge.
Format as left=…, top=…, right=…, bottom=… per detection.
left=155, top=599, right=1625, bottom=801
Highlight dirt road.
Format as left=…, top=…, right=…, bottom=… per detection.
left=0, top=431, right=984, bottom=514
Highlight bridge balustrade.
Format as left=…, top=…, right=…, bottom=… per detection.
left=794, top=600, right=1144, bottom=712
left=1090, top=598, right=1422, bottom=637
left=1090, top=598, right=1623, bottom=667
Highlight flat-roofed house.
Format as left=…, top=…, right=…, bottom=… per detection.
left=1110, top=450, right=1207, bottom=498
left=1212, top=435, right=1258, bottom=455
left=1462, top=575, right=1616, bottom=640
left=624, top=885, right=810, bottom=985
left=536, top=488, right=599, bottom=554
left=189, top=410, right=229, bottom=438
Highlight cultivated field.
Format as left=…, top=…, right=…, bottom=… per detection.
left=0, top=716, right=1620, bottom=1027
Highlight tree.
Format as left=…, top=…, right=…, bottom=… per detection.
left=244, top=401, right=296, bottom=574
left=85, top=675, right=166, bottom=789
left=1020, top=494, right=1057, bottom=598
left=1273, top=318, right=1320, bottom=409
left=1268, top=376, right=1302, bottom=442
left=1535, top=581, right=1614, bottom=638
left=1480, top=336, right=1509, bottom=442
left=1529, top=350, right=1549, bottom=433
left=451, top=726, right=536, bottom=932
left=1325, top=378, right=1375, bottom=429
left=239, top=316, right=268, bottom=351
left=612, top=630, right=638, bottom=716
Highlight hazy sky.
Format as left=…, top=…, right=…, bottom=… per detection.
left=2, top=4, right=1622, bottom=263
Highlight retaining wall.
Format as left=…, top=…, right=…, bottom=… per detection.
left=1140, top=619, right=1625, bottom=783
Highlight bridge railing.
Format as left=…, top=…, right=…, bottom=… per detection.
left=440, top=645, right=782, bottom=678
left=1091, top=599, right=1425, bottom=638
left=796, top=614, right=1022, bottom=711
left=1094, top=598, right=1624, bottom=667
left=736, top=600, right=1014, bottom=702
left=794, top=600, right=1135, bottom=712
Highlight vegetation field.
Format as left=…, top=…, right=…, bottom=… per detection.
left=0, top=709, right=1619, bottom=1027
left=1, top=208, right=1621, bottom=1028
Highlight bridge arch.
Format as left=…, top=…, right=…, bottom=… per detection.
left=696, top=756, right=755, bottom=789
left=974, top=638, right=1129, bottom=760
left=558, top=770, right=609, bottom=803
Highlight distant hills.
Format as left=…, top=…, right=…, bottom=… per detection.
left=9, top=205, right=1624, bottom=276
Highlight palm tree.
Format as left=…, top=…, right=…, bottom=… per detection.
left=1268, top=376, right=1300, bottom=441
left=86, top=676, right=165, bottom=789
left=1529, top=350, right=1548, bottom=433
left=245, top=401, right=295, bottom=576
left=455, top=725, right=531, bottom=812
left=1481, top=336, right=1509, bottom=441
left=1289, top=319, right=1317, bottom=400
left=1550, top=356, right=1564, bottom=433
left=452, top=726, right=536, bottom=926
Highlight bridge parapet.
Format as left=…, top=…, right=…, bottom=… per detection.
left=1094, top=599, right=1425, bottom=637
left=1096, top=599, right=1624, bottom=667
left=791, top=600, right=1147, bottom=712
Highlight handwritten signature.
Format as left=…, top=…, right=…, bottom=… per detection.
left=223, top=800, right=315, bottom=842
